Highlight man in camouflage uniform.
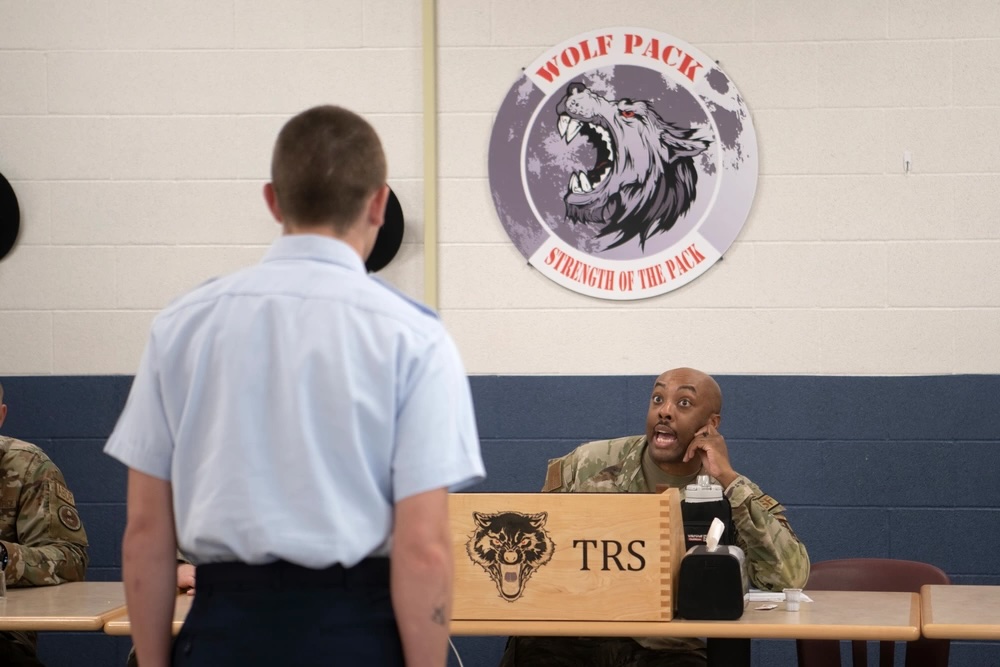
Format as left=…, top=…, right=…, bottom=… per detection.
left=0, top=381, right=89, bottom=667
left=498, top=368, right=809, bottom=667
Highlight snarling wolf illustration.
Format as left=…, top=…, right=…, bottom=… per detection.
left=555, top=82, right=711, bottom=251
left=466, top=511, right=554, bottom=602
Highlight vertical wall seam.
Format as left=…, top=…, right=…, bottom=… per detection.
left=422, top=0, right=438, bottom=309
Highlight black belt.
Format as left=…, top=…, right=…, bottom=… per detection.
left=196, top=558, right=390, bottom=590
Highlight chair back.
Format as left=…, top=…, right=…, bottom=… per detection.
left=796, top=558, right=950, bottom=667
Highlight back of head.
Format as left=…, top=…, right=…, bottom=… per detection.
left=270, top=105, right=387, bottom=232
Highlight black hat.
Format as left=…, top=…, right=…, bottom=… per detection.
left=0, top=171, right=19, bottom=262
left=366, top=186, right=405, bottom=273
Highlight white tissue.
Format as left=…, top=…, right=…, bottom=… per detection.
left=705, top=517, right=726, bottom=551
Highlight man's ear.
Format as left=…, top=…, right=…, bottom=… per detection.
left=367, top=184, right=389, bottom=230
left=0, top=404, right=7, bottom=429
left=263, top=183, right=283, bottom=223
left=708, top=413, right=721, bottom=429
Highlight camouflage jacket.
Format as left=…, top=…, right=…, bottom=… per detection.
left=544, top=435, right=810, bottom=589
left=0, top=436, right=89, bottom=586
left=542, top=435, right=810, bottom=652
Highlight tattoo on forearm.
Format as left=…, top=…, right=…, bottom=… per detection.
left=431, top=605, right=446, bottom=626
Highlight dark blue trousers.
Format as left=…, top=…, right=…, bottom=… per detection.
left=172, top=559, right=403, bottom=667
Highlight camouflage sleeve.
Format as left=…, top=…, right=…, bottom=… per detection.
left=5, top=461, right=89, bottom=587
left=542, top=437, right=640, bottom=494
left=725, top=475, right=809, bottom=592
left=542, top=456, right=573, bottom=493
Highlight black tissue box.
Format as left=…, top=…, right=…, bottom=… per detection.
left=675, top=545, right=748, bottom=620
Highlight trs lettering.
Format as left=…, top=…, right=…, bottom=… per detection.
left=573, top=539, right=646, bottom=571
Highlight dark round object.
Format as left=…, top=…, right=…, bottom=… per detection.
left=0, top=171, right=19, bottom=262
left=366, top=186, right=405, bottom=273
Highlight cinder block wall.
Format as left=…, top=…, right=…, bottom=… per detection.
left=1, top=1, right=999, bottom=375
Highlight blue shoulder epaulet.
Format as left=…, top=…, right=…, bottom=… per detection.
left=370, top=275, right=439, bottom=319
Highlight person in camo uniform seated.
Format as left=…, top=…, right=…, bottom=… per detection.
left=498, top=367, right=810, bottom=667
left=0, top=381, right=89, bottom=667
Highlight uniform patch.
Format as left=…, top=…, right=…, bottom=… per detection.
left=58, top=505, right=82, bottom=531
left=757, top=494, right=780, bottom=512
left=542, top=461, right=563, bottom=492
left=55, top=483, right=75, bottom=505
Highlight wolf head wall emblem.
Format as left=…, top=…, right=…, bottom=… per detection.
left=466, top=511, right=555, bottom=602
left=555, top=82, right=711, bottom=251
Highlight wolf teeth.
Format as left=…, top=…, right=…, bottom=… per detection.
left=560, top=113, right=614, bottom=193
left=593, top=125, right=613, bottom=154
left=569, top=171, right=592, bottom=194
left=566, top=118, right=582, bottom=142
left=558, top=114, right=582, bottom=142
left=558, top=114, right=614, bottom=159
left=587, top=124, right=613, bottom=157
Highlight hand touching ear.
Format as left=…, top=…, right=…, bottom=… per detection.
left=684, top=423, right=737, bottom=488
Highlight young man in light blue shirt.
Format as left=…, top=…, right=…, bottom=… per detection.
left=106, top=105, right=485, bottom=667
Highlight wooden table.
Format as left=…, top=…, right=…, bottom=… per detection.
left=104, top=593, right=192, bottom=636
left=452, top=591, right=920, bottom=667
left=101, top=589, right=920, bottom=667
left=921, top=584, right=1000, bottom=640
left=0, top=581, right=127, bottom=631
left=102, top=590, right=919, bottom=642
left=451, top=590, right=921, bottom=641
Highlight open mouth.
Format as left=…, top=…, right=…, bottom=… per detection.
left=653, top=432, right=677, bottom=446
left=499, top=563, right=523, bottom=598
left=652, top=425, right=678, bottom=448
left=558, top=114, right=614, bottom=194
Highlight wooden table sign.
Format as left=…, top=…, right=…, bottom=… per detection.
left=450, top=489, right=684, bottom=622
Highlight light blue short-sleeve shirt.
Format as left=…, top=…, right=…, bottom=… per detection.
left=105, top=234, right=485, bottom=568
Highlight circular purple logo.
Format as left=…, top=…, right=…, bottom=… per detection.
left=489, top=27, right=757, bottom=300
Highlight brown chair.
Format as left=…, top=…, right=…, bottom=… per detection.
left=796, top=558, right=951, bottom=667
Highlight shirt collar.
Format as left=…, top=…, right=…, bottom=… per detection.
left=261, top=234, right=366, bottom=274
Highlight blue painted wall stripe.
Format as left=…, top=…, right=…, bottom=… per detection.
left=1, top=374, right=996, bottom=667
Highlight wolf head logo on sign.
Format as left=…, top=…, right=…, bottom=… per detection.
left=489, top=27, right=758, bottom=300
left=466, top=511, right=555, bottom=602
